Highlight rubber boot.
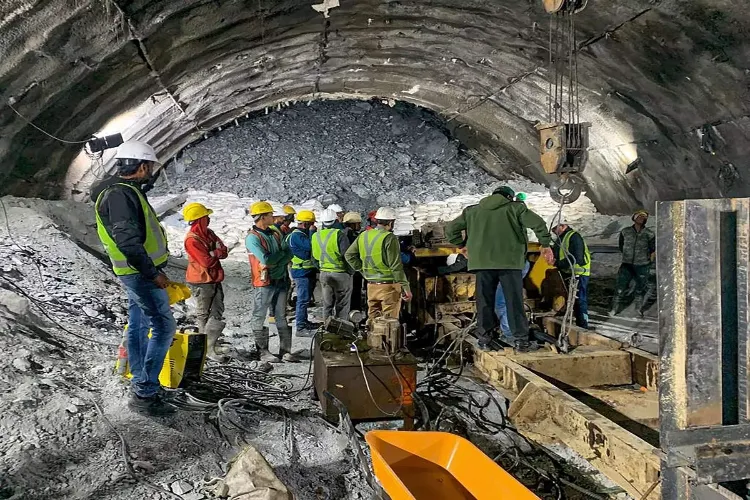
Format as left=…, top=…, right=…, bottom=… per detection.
left=205, top=318, right=229, bottom=363
left=259, top=349, right=282, bottom=363
left=608, top=295, right=622, bottom=317
left=278, top=327, right=298, bottom=362
left=634, top=295, right=645, bottom=318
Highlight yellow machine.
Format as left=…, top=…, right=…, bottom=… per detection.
left=114, top=281, right=207, bottom=389
left=115, top=329, right=207, bottom=389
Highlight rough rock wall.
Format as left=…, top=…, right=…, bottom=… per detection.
left=1, top=0, right=749, bottom=213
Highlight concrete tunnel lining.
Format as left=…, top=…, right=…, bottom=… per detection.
left=1, top=0, right=750, bottom=213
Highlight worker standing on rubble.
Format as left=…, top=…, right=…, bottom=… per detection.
left=345, top=207, right=412, bottom=320
left=327, top=204, right=345, bottom=230
left=342, top=212, right=364, bottom=312
left=245, top=201, right=296, bottom=363
left=182, top=202, right=230, bottom=362
left=287, top=210, right=319, bottom=337
left=552, top=224, right=591, bottom=329
left=610, top=210, right=655, bottom=317
left=446, top=186, right=554, bottom=352
left=92, top=140, right=176, bottom=416
left=312, top=209, right=353, bottom=320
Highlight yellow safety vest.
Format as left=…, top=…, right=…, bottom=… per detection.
left=312, top=228, right=346, bottom=273
left=95, top=183, right=169, bottom=276
left=559, top=230, right=591, bottom=277
left=358, top=229, right=393, bottom=281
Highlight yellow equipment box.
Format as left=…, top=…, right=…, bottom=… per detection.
left=115, top=329, right=207, bottom=389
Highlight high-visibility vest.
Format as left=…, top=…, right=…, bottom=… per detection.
left=358, top=228, right=393, bottom=281
left=287, top=229, right=315, bottom=271
left=247, top=226, right=282, bottom=287
left=559, top=230, right=591, bottom=276
left=312, top=228, right=346, bottom=273
left=95, top=183, right=169, bottom=276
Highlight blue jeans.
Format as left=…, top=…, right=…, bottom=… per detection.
left=294, top=274, right=316, bottom=328
left=251, top=279, right=290, bottom=351
left=495, top=261, right=531, bottom=339
left=574, top=275, right=589, bottom=328
left=119, top=274, right=176, bottom=398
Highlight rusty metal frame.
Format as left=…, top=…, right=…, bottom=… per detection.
left=658, top=199, right=750, bottom=499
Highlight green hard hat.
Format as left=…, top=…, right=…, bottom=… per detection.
left=515, top=192, right=527, bottom=202
left=492, top=185, right=515, bottom=198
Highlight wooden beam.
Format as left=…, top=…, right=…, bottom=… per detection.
left=475, top=350, right=661, bottom=500
left=504, top=348, right=633, bottom=388
left=542, top=317, right=624, bottom=349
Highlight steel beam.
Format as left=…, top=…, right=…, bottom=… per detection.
left=658, top=199, right=750, bottom=499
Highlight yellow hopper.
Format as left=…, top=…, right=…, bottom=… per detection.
left=366, top=430, right=539, bottom=500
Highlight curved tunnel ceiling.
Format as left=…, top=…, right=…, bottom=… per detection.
left=1, top=0, right=749, bottom=214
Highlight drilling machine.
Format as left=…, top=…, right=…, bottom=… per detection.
left=313, top=313, right=418, bottom=428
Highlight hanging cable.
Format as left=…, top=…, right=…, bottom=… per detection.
left=7, top=102, right=90, bottom=145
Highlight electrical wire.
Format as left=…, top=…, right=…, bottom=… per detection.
left=7, top=102, right=90, bottom=145
left=352, top=343, right=403, bottom=417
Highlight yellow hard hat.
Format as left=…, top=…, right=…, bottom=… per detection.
left=250, top=201, right=274, bottom=216
left=297, top=209, right=316, bottom=223
left=283, top=204, right=296, bottom=215
left=182, top=202, right=213, bottom=222
left=632, top=209, right=649, bottom=220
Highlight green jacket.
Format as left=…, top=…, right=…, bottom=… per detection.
left=345, top=227, right=410, bottom=293
left=446, top=195, right=552, bottom=271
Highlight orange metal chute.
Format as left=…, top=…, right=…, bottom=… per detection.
left=366, top=431, right=540, bottom=500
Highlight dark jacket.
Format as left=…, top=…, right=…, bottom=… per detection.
left=553, top=228, right=586, bottom=274
left=619, top=225, right=655, bottom=266
left=446, top=195, right=552, bottom=271
left=437, top=254, right=468, bottom=275
left=91, top=177, right=164, bottom=280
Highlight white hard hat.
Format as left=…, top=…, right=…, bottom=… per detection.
left=446, top=253, right=459, bottom=266
left=115, top=140, right=160, bottom=164
left=328, top=204, right=343, bottom=212
left=374, top=207, right=397, bottom=221
left=320, top=208, right=338, bottom=224
left=271, top=203, right=285, bottom=217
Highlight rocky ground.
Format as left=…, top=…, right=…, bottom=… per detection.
left=151, top=100, right=498, bottom=211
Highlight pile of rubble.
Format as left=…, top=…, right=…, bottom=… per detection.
left=152, top=100, right=498, bottom=211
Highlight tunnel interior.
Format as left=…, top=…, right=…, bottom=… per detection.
left=2, top=0, right=749, bottom=214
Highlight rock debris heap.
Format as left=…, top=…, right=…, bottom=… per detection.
left=153, top=100, right=498, bottom=210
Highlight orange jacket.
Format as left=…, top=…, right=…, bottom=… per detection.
left=184, top=219, right=227, bottom=284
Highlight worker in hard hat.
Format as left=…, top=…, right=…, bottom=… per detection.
left=552, top=223, right=591, bottom=329
left=91, top=140, right=176, bottom=416
left=281, top=205, right=296, bottom=234
left=345, top=207, right=412, bottom=321
left=312, top=209, right=354, bottom=321
left=610, top=209, right=655, bottom=317
left=182, top=202, right=230, bottom=362
left=245, top=201, right=296, bottom=363
left=446, top=185, right=553, bottom=353
left=342, top=212, right=364, bottom=311
left=365, top=210, right=378, bottom=231
left=287, top=209, right=319, bottom=337
left=327, top=204, right=345, bottom=230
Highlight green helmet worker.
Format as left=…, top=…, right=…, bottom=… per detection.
left=345, top=207, right=413, bottom=323
left=446, top=184, right=554, bottom=353
left=552, top=223, right=591, bottom=329
left=91, top=140, right=176, bottom=417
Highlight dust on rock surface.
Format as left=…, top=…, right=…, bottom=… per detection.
left=152, top=99, right=498, bottom=211
left=0, top=198, right=371, bottom=500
